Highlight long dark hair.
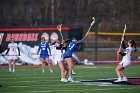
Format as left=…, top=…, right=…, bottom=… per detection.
left=41, top=37, right=46, bottom=43
left=129, top=40, right=137, bottom=52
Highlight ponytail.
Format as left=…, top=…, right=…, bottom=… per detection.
left=134, top=41, right=137, bottom=52
left=129, top=40, right=137, bottom=52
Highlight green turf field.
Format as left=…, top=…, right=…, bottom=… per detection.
left=0, top=65, right=140, bottom=93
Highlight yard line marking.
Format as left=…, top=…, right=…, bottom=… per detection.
left=9, top=86, right=30, bottom=87
left=77, top=66, right=98, bottom=68
left=2, top=87, right=140, bottom=93
left=29, top=87, right=140, bottom=92
left=0, top=77, right=17, bottom=79
left=19, top=81, right=37, bottom=83
left=76, top=66, right=114, bottom=69
left=8, top=83, right=82, bottom=88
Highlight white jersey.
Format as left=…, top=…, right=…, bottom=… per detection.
left=120, top=47, right=134, bottom=67
left=53, top=49, right=63, bottom=65
left=49, top=45, right=56, bottom=62
left=7, top=43, right=19, bottom=59
left=50, top=44, right=64, bottom=65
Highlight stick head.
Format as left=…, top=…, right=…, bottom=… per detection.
left=57, top=24, right=62, bottom=31
left=91, top=17, right=95, bottom=26
left=124, top=24, right=127, bottom=32
left=92, top=17, right=95, bottom=20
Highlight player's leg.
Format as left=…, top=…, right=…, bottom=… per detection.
left=65, top=57, right=74, bottom=82
left=120, top=63, right=129, bottom=81
left=8, top=59, right=12, bottom=72
left=120, top=70, right=127, bottom=81
left=12, top=59, right=16, bottom=72
left=115, top=64, right=123, bottom=82
left=40, top=58, right=45, bottom=73
left=63, top=62, right=68, bottom=77
left=45, top=58, right=54, bottom=73
left=58, top=61, right=68, bottom=82
left=72, top=63, right=76, bottom=75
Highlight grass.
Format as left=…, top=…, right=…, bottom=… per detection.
left=0, top=65, right=140, bottom=93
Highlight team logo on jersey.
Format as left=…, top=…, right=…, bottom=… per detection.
left=0, top=33, right=4, bottom=45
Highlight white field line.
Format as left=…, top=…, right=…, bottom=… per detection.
left=0, top=80, right=59, bottom=84
left=5, top=86, right=140, bottom=93
left=3, top=87, right=140, bottom=93
left=9, top=83, right=81, bottom=88
left=76, top=66, right=115, bottom=69
left=0, top=77, right=17, bottom=79
left=29, top=87, right=140, bottom=92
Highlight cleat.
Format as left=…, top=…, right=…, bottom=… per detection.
left=114, top=78, right=122, bottom=82
left=50, top=69, right=54, bottom=73
left=68, top=77, right=74, bottom=82
left=42, top=69, right=45, bottom=73
left=61, top=78, right=68, bottom=82
left=72, top=70, right=76, bottom=75
left=122, top=77, right=127, bottom=81
left=12, top=69, right=15, bottom=73
left=9, top=68, right=12, bottom=72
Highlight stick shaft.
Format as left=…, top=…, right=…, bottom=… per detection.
left=119, top=24, right=126, bottom=51
left=57, top=24, right=64, bottom=40
left=80, top=17, right=95, bottom=42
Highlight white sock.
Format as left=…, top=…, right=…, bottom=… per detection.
left=68, top=76, right=72, bottom=79
left=118, top=77, right=121, bottom=80
left=9, top=68, right=11, bottom=72
left=42, top=69, right=44, bottom=72
left=13, top=69, right=15, bottom=72
left=50, top=69, right=53, bottom=73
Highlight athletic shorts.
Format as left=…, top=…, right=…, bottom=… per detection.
left=8, top=56, right=18, bottom=60
left=63, top=53, right=72, bottom=59
left=119, top=60, right=131, bottom=68
left=52, top=50, right=63, bottom=65
left=40, top=54, right=49, bottom=59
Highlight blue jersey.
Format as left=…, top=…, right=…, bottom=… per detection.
left=39, top=42, right=50, bottom=58
left=63, top=41, right=77, bottom=58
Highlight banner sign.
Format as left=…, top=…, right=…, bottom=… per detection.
left=0, top=26, right=83, bottom=50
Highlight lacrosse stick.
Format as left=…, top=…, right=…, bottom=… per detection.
left=57, top=24, right=64, bottom=41
left=119, top=24, right=126, bottom=51
left=78, top=17, right=95, bottom=42
left=86, top=17, right=95, bottom=36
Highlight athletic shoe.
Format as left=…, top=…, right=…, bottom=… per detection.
left=42, top=69, right=45, bottom=73
left=50, top=69, right=54, bottom=73
left=12, top=69, right=15, bottom=73
left=9, top=68, right=12, bottom=72
left=72, top=70, right=76, bottom=75
left=61, top=78, right=68, bottom=82
left=114, top=78, right=122, bottom=82
left=68, top=77, right=74, bottom=82
left=122, top=77, right=127, bottom=81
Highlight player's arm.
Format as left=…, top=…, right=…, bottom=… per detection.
left=122, top=41, right=126, bottom=49
left=76, top=37, right=86, bottom=44
left=56, top=44, right=62, bottom=49
left=118, top=49, right=129, bottom=56
left=48, top=47, right=52, bottom=55
left=37, top=47, right=40, bottom=55
left=118, top=52, right=126, bottom=56
left=0, top=46, right=2, bottom=54
left=6, top=48, right=10, bottom=55
left=17, top=47, right=20, bottom=56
